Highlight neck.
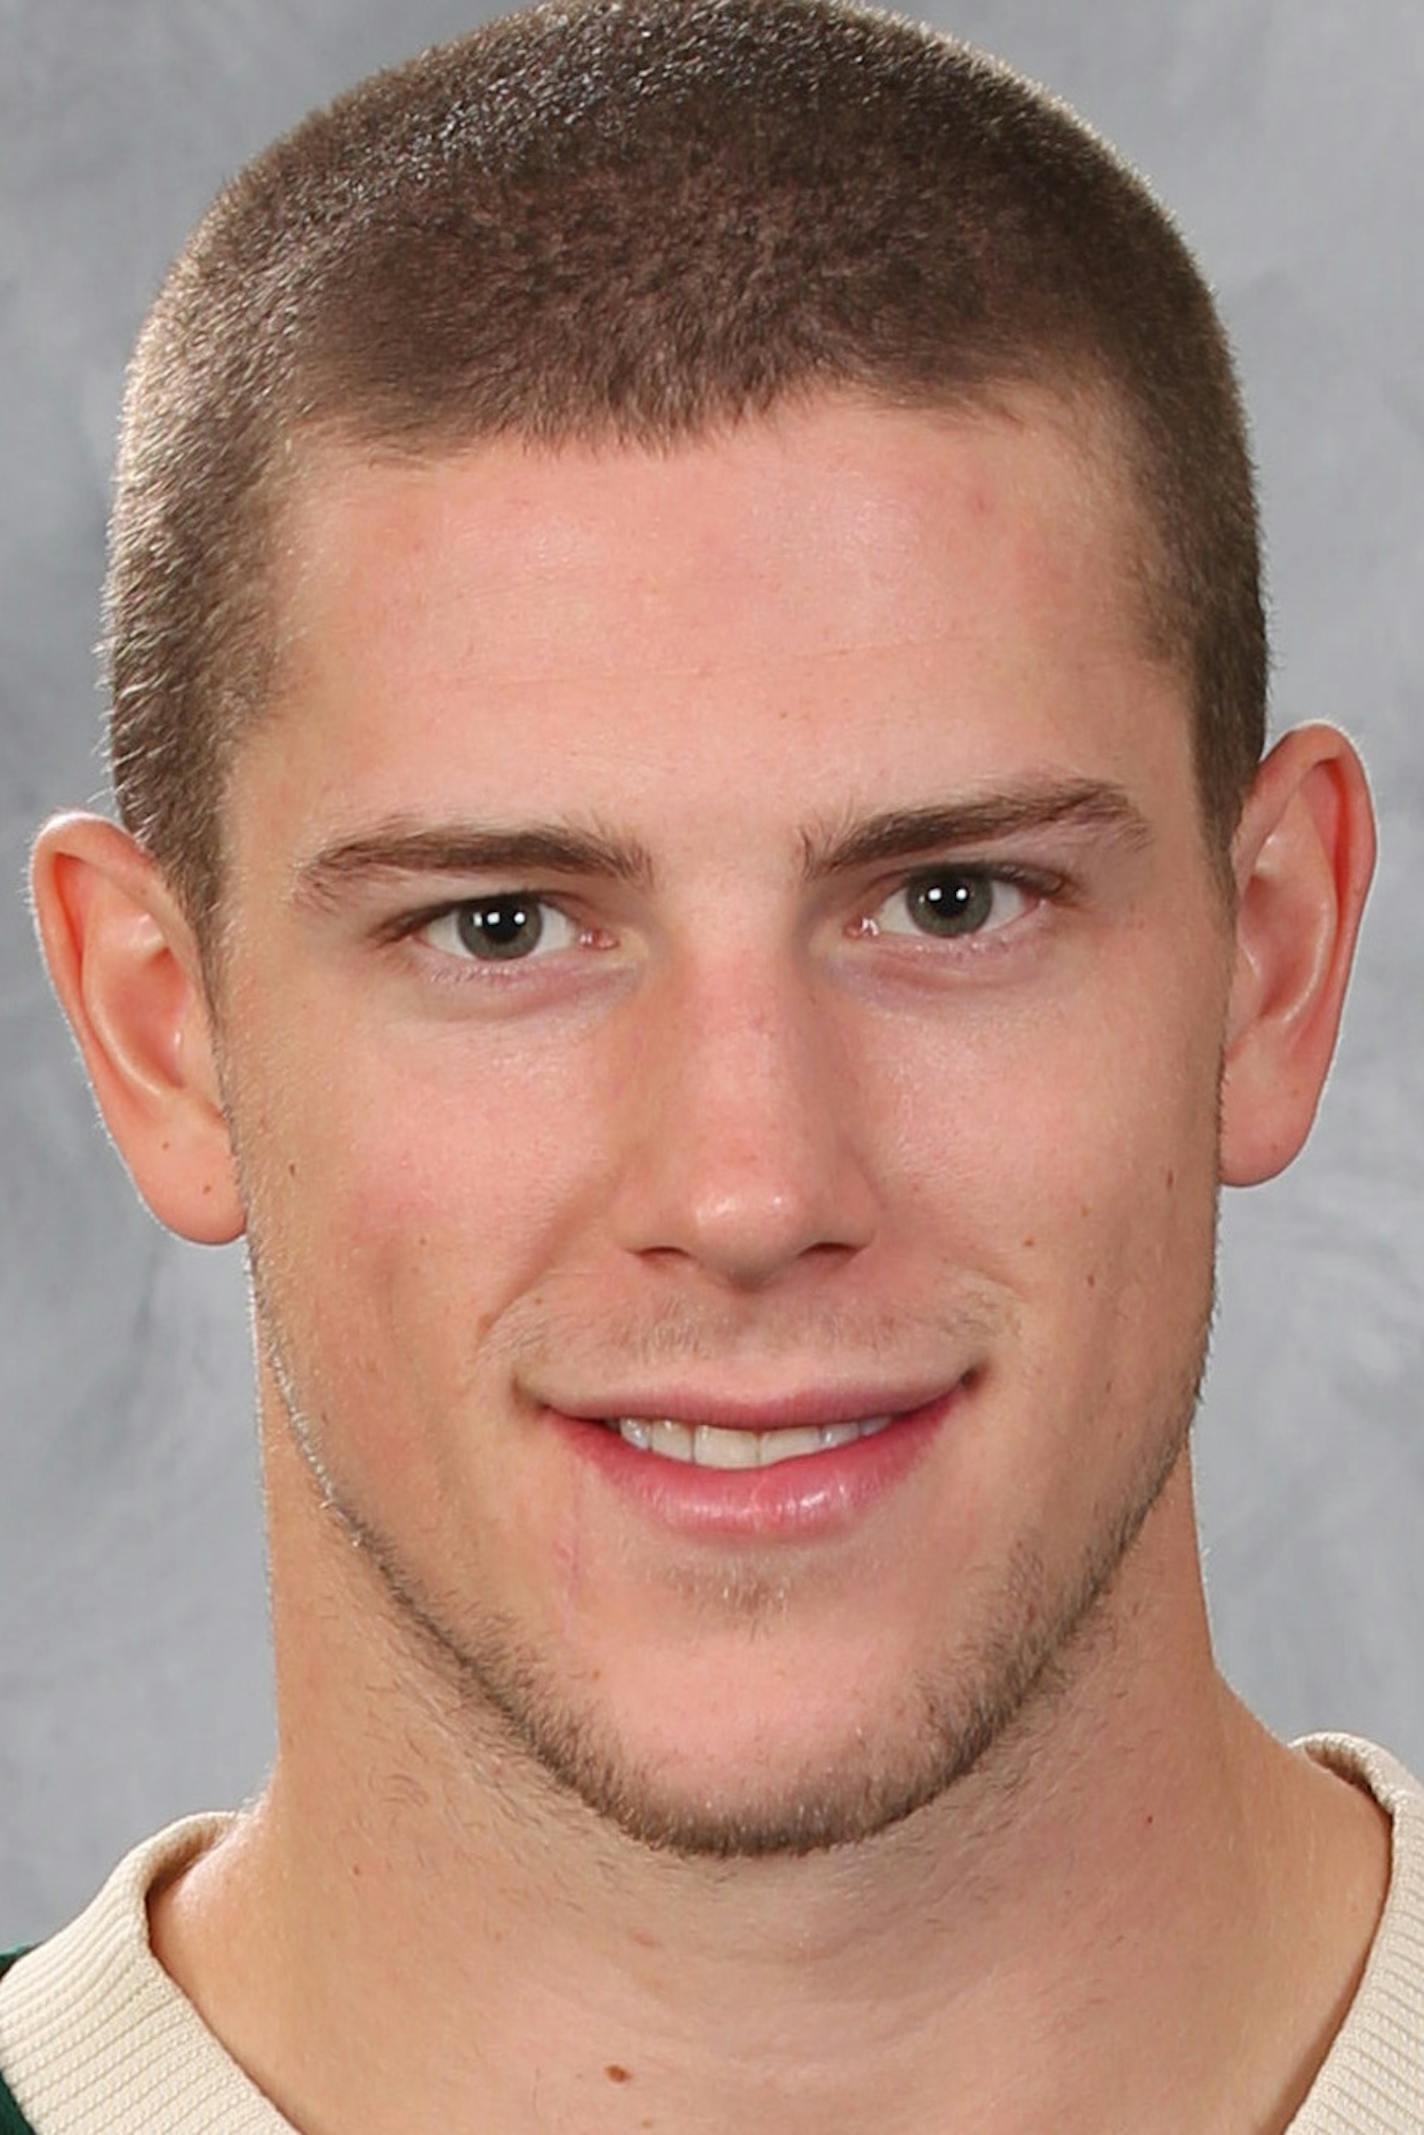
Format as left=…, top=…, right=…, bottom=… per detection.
left=149, top=1422, right=1390, bottom=2135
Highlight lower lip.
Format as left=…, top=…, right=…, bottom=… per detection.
left=544, top=1383, right=966, bottom=1542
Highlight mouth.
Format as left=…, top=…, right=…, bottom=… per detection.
left=595, top=1414, right=896, bottom=1468
left=542, top=1378, right=971, bottom=1540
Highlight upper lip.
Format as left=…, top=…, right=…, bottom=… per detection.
left=540, top=1377, right=968, bottom=1433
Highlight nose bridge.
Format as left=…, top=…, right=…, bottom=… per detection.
left=610, top=939, right=877, bottom=1284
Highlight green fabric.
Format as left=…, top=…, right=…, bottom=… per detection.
left=0, top=2073, right=37, bottom=2135
left=0, top=1949, right=41, bottom=2132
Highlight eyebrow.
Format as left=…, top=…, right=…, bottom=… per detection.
left=799, top=777, right=1151, bottom=879
left=294, top=820, right=657, bottom=907
left=292, top=777, right=1150, bottom=908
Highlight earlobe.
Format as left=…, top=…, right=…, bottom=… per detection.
left=1219, top=724, right=1376, bottom=1188
left=30, top=813, right=245, bottom=1244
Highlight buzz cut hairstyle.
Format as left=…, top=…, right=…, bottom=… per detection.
left=106, top=0, right=1266, bottom=950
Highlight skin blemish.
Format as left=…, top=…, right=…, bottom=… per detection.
left=1021, top=1235, right=1036, bottom=1249
left=1086, top=1271, right=1097, bottom=1290
left=1165, top=1167, right=1176, bottom=1190
left=605, top=2063, right=633, bottom=2083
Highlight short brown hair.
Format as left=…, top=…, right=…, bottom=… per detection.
left=106, top=0, right=1266, bottom=941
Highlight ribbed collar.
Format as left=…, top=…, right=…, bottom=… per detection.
left=1287, top=1733, right=1424, bottom=2132
left=0, top=1733, right=1418, bottom=2131
left=0, top=1811, right=288, bottom=2132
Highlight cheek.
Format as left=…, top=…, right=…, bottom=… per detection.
left=252, top=1012, right=594, bottom=1252
left=234, top=1012, right=629, bottom=1436
left=987, top=997, right=1223, bottom=1479
left=876, top=984, right=1222, bottom=1561
left=875, top=952, right=1223, bottom=1372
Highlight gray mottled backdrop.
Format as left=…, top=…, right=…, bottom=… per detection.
left=2, top=2, right=1421, bottom=1936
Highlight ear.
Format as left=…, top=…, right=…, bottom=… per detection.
left=30, top=813, right=245, bottom=1244
left=1219, top=724, right=1377, bottom=1187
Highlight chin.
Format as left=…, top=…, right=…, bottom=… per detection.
left=461, top=1625, right=1013, bottom=1860
left=533, top=1722, right=966, bottom=1860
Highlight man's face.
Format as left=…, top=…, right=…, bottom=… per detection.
left=215, top=393, right=1232, bottom=1854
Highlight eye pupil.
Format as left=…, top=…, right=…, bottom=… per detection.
left=909, top=874, right=993, bottom=935
left=456, top=898, right=544, bottom=959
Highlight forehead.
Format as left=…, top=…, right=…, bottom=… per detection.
left=243, top=391, right=1186, bottom=858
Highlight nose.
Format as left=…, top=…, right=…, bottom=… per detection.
left=607, top=950, right=880, bottom=1291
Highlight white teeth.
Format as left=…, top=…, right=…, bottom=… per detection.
left=816, top=1421, right=862, bottom=1451
left=693, top=1424, right=760, bottom=1469
left=613, top=1415, right=895, bottom=1468
left=643, top=1419, right=693, bottom=1462
left=760, top=1426, right=824, bottom=1466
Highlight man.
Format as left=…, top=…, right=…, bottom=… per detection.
left=2, top=0, right=1418, bottom=2126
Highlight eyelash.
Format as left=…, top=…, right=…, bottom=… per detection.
left=385, top=863, right=1069, bottom=983
left=856, top=863, right=1063, bottom=949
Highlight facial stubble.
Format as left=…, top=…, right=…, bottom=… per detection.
left=248, top=1219, right=1217, bottom=1864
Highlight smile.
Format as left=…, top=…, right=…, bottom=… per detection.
left=549, top=1383, right=966, bottom=1538
left=603, top=1416, right=895, bottom=1468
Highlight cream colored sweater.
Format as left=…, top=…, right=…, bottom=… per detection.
left=0, top=1732, right=1419, bottom=2131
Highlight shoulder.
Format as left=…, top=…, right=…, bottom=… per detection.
left=1288, top=1732, right=1424, bottom=2132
